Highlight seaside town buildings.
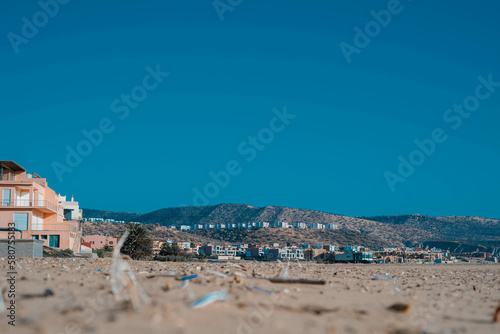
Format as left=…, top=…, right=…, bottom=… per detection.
left=81, top=235, right=119, bottom=250
left=0, top=161, right=83, bottom=251
left=82, top=218, right=339, bottom=232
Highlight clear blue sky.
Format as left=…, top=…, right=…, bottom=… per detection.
left=1, top=0, right=499, bottom=218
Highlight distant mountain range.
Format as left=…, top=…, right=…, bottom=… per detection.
left=82, top=203, right=500, bottom=250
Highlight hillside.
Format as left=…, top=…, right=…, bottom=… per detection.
left=133, top=204, right=440, bottom=246
left=361, top=215, right=500, bottom=246
left=82, top=221, right=219, bottom=244
left=82, top=222, right=389, bottom=248
left=82, top=209, right=143, bottom=222
left=189, top=228, right=389, bottom=249
left=420, top=241, right=500, bottom=256
left=82, top=204, right=500, bottom=248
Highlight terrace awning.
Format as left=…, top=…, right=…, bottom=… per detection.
left=0, top=161, right=26, bottom=172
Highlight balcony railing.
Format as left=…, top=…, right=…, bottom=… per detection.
left=1, top=199, right=59, bottom=213
left=0, top=173, right=46, bottom=187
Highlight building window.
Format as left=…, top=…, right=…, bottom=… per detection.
left=41, top=235, right=47, bottom=240
left=49, top=235, right=60, bottom=248
left=109, top=241, right=113, bottom=244
left=2, top=189, right=11, bottom=206
left=13, top=213, right=29, bottom=231
left=32, top=235, right=39, bottom=240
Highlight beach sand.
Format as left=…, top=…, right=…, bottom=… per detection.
left=1, top=258, right=499, bottom=334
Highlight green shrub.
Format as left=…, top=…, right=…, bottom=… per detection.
left=159, top=244, right=182, bottom=256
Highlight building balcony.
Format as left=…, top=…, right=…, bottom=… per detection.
left=0, top=199, right=59, bottom=214
left=0, top=173, right=46, bottom=187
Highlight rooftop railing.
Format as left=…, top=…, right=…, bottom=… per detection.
left=0, top=173, right=46, bottom=187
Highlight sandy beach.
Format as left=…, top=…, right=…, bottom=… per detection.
left=1, top=259, right=499, bottom=334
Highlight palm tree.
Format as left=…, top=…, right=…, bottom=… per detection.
left=121, top=223, right=153, bottom=260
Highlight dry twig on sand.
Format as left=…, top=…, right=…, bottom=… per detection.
left=494, top=303, right=500, bottom=323
left=269, top=278, right=326, bottom=285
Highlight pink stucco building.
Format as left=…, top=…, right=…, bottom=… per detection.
left=82, top=235, right=119, bottom=250
left=0, top=161, right=82, bottom=251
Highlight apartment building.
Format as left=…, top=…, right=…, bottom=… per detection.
left=304, top=248, right=327, bottom=260
left=0, top=161, right=82, bottom=251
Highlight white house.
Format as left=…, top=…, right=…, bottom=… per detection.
left=309, top=223, right=324, bottom=229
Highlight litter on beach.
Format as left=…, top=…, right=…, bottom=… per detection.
left=209, top=270, right=227, bottom=278
left=182, top=274, right=198, bottom=281
left=111, top=232, right=151, bottom=311
left=191, top=290, right=228, bottom=309
left=372, top=274, right=397, bottom=283
left=21, top=289, right=54, bottom=299
left=176, top=281, right=189, bottom=290
left=248, top=286, right=273, bottom=294
left=147, top=273, right=180, bottom=279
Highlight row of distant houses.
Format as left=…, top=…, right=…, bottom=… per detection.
left=175, top=222, right=339, bottom=231
left=83, top=217, right=130, bottom=224
left=82, top=219, right=339, bottom=231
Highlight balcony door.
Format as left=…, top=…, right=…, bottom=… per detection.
left=21, top=191, right=30, bottom=206
left=16, top=190, right=30, bottom=206
left=2, top=189, right=11, bottom=206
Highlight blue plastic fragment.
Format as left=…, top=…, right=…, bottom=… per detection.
left=372, top=274, right=397, bottom=282
left=249, top=286, right=273, bottom=294
left=182, top=274, right=198, bottom=281
left=191, top=290, right=228, bottom=309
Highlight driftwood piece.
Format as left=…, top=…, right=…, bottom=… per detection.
left=268, top=278, right=326, bottom=285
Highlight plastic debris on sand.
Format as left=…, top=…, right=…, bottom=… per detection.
left=248, top=286, right=273, bottom=294
left=372, top=274, right=397, bottom=283
left=191, top=290, right=228, bottom=309
left=111, top=231, right=151, bottom=311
